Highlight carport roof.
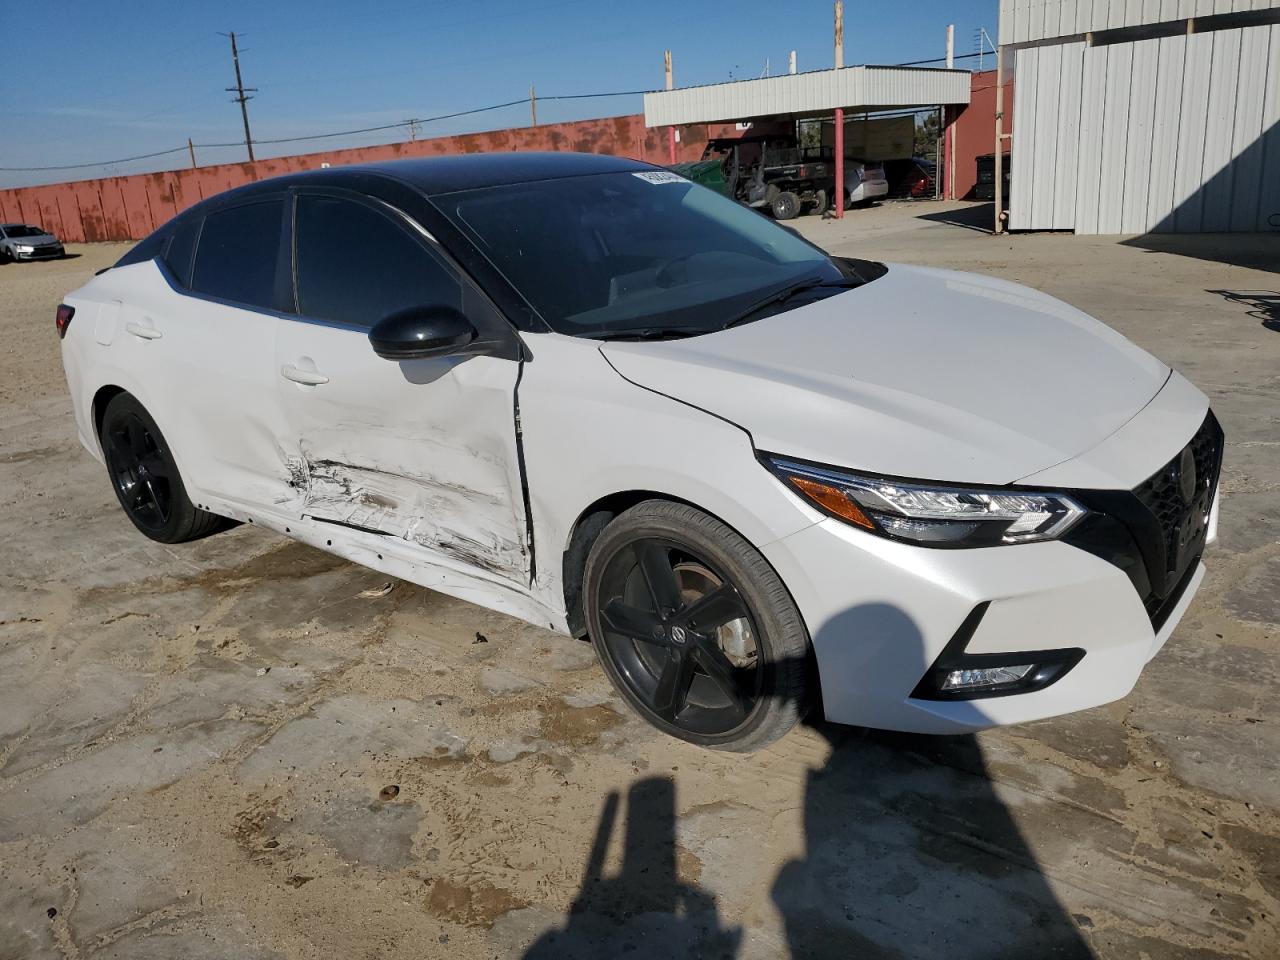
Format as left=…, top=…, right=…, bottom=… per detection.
left=643, top=65, right=971, bottom=127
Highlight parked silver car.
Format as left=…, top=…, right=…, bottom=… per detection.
left=1, top=223, right=65, bottom=261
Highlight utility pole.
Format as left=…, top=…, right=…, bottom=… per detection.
left=834, top=0, right=844, bottom=219
left=945, top=24, right=954, bottom=200
left=223, top=31, right=257, bottom=162
left=187, top=138, right=197, bottom=169
left=407, top=118, right=419, bottom=141
left=530, top=85, right=538, bottom=126
left=994, top=42, right=1006, bottom=233
left=664, top=50, right=676, bottom=164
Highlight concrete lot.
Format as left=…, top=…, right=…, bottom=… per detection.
left=1, top=201, right=1277, bottom=960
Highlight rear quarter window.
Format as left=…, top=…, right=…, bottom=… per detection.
left=114, top=232, right=168, bottom=269
left=163, top=217, right=200, bottom=288
left=190, top=199, right=287, bottom=311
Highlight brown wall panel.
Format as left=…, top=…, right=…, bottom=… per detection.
left=2, top=112, right=794, bottom=243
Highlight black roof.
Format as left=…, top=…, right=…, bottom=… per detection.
left=147, top=152, right=658, bottom=241
left=363, top=151, right=652, bottom=193
left=218, top=151, right=653, bottom=203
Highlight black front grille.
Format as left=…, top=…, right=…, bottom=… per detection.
left=1133, top=413, right=1224, bottom=579
left=1062, top=410, right=1223, bottom=627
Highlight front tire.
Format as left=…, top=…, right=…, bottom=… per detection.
left=771, top=190, right=801, bottom=221
left=100, top=392, right=224, bottom=543
left=583, top=500, right=812, bottom=752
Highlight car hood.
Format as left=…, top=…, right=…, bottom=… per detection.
left=600, top=264, right=1171, bottom=485
left=7, top=233, right=57, bottom=245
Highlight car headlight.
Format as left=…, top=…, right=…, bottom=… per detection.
left=764, top=455, right=1086, bottom=547
left=15, top=245, right=34, bottom=253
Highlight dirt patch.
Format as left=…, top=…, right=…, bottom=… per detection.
left=425, top=878, right=529, bottom=928
left=232, top=797, right=284, bottom=852
left=537, top=699, right=622, bottom=747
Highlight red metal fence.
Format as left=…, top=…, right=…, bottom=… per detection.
left=0, top=114, right=723, bottom=244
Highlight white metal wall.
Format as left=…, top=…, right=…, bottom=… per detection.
left=999, top=0, right=1277, bottom=45
left=1009, top=23, right=1280, bottom=233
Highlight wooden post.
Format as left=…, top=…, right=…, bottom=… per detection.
left=834, top=1, right=844, bottom=219
left=530, top=85, right=538, bottom=126
left=187, top=138, right=197, bottom=169
left=994, top=43, right=1005, bottom=233
left=665, top=50, right=676, bottom=163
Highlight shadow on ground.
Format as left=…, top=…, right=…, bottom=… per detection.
left=915, top=201, right=995, bottom=233
left=523, top=606, right=1092, bottom=959
left=1208, top=289, right=1280, bottom=331
left=522, top=726, right=1092, bottom=959
left=1121, top=234, right=1279, bottom=274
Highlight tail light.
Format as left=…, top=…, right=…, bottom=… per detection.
left=55, top=303, right=75, bottom=339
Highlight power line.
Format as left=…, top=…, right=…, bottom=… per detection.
left=894, top=50, right=987, bottom=67
left=1, top=146, right=192, bottom=172
left=0, top=90, right=647, bottom=171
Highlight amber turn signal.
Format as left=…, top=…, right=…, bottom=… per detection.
left=788, top=475, right=876, bottom=529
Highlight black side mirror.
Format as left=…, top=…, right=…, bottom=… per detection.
left=368, top=305, right=476, bottom=361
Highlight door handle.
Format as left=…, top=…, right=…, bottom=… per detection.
left=124, top=320, right=162, bottom=340
left=281, top=364, right=329, bottom=386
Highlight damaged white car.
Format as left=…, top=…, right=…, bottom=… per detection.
left=59, top=153, right=1222, bottom=751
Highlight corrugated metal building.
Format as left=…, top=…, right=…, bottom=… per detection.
left=1000, top=0, right=1280, bottom=233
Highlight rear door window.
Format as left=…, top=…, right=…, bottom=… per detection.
left=293, top=195, right=460, bottom=330
left=190, top=199, right=286, bottom=311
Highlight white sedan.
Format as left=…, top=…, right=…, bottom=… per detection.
left=58, top=153, right=1221, bottom=751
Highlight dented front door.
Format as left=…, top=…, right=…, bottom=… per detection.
left=274, top=316, right=529, bottom=586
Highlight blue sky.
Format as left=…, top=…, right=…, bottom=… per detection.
left=1, top=0, right=997, bottom=188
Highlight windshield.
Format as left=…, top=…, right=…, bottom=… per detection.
left=434, top=171, right=847, bottom=337
left=4, top=225, right=46, bottom=238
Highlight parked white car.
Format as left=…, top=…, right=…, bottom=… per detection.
left=58, top=154, right=1221, bottom=751
left=1, top=222, right=65, bottom=261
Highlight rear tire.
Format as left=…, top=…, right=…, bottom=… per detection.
left=583, top=500, right=813, bottom=752
left=771, top=191, right=801, bottom=221
left=100, top=392, right=224, bottom=543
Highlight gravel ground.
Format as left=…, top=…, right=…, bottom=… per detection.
left=1, top=206, right=1277, bottom=960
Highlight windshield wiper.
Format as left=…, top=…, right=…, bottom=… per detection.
left=721, top=275, right=864, bottom=330
left=590, top=326, right=711, bottom=342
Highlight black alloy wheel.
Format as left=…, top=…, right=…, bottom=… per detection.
left=105, top=411, right=174, bottom=533
left=99, top=392, right=225, bottom=543
left=584, top=501, right=812, bottom=751
left=596, top=538, right=762, bottom=735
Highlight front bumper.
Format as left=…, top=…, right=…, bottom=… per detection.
left=762, top=515, right=1209, bottom=733
left=14, top=245, right=64, bottom=260
left=761, top=386, right=1221, bottom=735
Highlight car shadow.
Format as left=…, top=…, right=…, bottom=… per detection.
left=1207, top=288, right=1280, bottom=332
left=524, top=603, right=1093, bottom=959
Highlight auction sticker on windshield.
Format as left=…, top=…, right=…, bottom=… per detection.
left=632, top=171, right=686, bottom=184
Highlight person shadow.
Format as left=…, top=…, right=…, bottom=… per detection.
left=528, top=602, right=1093, bottom=959
left=522, top=776, right=742, bottom=959
left=772, top=724, right=1095, bottom=959
left=773, top=603, right=1094, bottom=959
